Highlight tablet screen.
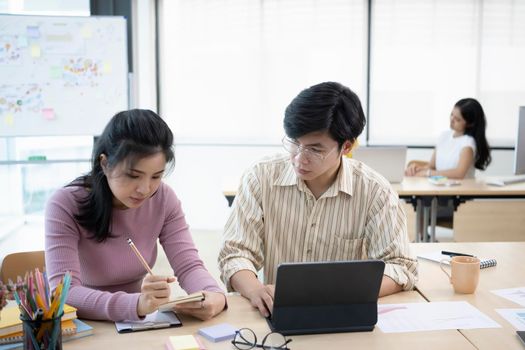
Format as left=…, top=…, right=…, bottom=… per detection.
left=518, top=331, right=525, bottom=345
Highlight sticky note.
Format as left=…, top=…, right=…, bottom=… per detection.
left=197, top=323, right=237, bottom=342
left=50, top=66, right=62, bottom=79
left=165, top=335, right=205, bottom=350
left=42, top=108, right=55, bottom=120
left=4, top=113, right=14, bottom=126
left=26, top=25, right=40, bottom=38
left=102, top=62, right=112, bottom=74
left=17, top=35, right=28, bottom=47
left=81, top=24, right=92, bottom=38
left=30, top=44, right=41, bottom=58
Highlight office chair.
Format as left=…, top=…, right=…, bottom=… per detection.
left=0, top=250, right=45, bottom=283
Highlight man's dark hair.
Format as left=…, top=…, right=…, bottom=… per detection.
left=284, top=82, right=366, bottom=147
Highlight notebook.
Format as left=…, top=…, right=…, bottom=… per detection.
left=0, top=319, right=76, bottom=345
left=158, top=292, right=205, bottom=312
left=115, top=310, right=182, bottom=333
left=417, top=251, right=497, bottom=269
left=267, top=260, right=385, bottom=335
left=0, top=319, right=92, bottom=350
left=351, top=146, right=407, bottom=183
left=0, top=303, right=77, bottom=337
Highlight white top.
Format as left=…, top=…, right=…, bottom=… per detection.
left=435, top=130, right=476, bottom=178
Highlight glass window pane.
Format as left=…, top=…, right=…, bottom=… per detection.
left=159, top=0, right=367, bottom=144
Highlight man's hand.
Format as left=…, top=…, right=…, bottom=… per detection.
left=137, top=274, right=176, bottom=317
left=230, top=270, right=275, bottom=317
left=244, top=284, right=275, bottom=317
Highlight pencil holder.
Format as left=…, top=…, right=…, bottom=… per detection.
left=21, top=313, right=63, bottom=350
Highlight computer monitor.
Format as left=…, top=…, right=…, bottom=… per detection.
left=514, top=106, right=525, bottom=175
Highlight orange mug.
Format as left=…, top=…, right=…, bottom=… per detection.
left=440, top=256, right=480, bottom=294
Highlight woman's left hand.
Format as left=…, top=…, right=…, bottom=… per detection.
left=173, top=291, right=227, bottom=321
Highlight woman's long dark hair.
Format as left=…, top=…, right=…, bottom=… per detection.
left=455, top=98, right=492, bottom=170
left=69, top=109, right=174, bottom=242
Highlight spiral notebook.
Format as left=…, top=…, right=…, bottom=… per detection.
left=417, top=251, right=497, bottom=269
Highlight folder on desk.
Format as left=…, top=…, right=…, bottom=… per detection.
left=115, top=310, right=181, bottom=333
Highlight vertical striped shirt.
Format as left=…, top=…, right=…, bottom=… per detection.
left=218, top=153, right=418, bottom=290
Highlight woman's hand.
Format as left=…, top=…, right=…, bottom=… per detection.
left=405, top=163, right=423, bottom=176
left=137, top=274, right=176, bottom=317
left=173, top=291, right=227, bottom=321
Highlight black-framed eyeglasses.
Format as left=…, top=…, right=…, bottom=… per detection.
left=232, top=328, right=292, bottom=350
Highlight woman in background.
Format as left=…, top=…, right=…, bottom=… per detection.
left=45, top=109, right=226, bottom=321
left=405, top=98, right=491, bottom=178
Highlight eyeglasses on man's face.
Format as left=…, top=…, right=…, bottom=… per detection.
left=282, top=137, right=338, bottom=163
left=232, top=328, right=292, bottom=350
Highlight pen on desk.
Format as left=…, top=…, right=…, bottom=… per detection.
left=127, top=238, right=154, bottom=275
left=441, top=250, right=474, bottom=257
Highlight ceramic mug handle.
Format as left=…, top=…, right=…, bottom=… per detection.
left=440, top=258, right=452, bottom=282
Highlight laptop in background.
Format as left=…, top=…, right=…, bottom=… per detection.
left=267, top=260, right=385, bottom=335
left=351, top=146, right=407, bottom=183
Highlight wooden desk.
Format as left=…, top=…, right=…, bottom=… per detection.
left=394, top=178, right=525, bottom=242
left=413, top=242, right=525, bottom=350
left=68, top=293, right=475, bottom=349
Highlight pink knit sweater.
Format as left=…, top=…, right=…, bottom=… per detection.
left=45, top=182, right=223, bottom=321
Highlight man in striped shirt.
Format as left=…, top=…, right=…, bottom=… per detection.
left=218, top=82, right=418, bottom=317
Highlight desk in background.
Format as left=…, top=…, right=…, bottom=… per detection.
left=224, top=177, right=525, bottom=242
left=413, top=242, right=525, bottom=350
left=394, top=177, right=525, bottom=242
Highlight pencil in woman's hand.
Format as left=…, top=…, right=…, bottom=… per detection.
left=127, top=237, right=154, bottom=275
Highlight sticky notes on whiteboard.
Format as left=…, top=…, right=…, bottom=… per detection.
left=26, top=25, right=40, bottom=38
left=42, top=108, right=55, bottom=120
left=102, top=62, right=112, bottom=74
left=4, top=113, right=14, bottom=126
left=81, top=24, right=92, bottom=38
left=30, top=44, right=41, bottom=58
left=17, top=35, right=28, bottom=47
left=50, top=66, right=62, bottom=79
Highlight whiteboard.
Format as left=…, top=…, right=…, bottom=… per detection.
left=0, top=14, right=128, bottom=137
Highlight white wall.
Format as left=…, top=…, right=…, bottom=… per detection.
left=164, top=145, right=515, bottom=231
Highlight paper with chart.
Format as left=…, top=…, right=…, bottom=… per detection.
left=491, top=287, right=525, bottom=306
left=495, top=309, right=525, bottom=331
left=0, top=14, right=128, bottom=136
left=377, top=301, right=500, bottom=333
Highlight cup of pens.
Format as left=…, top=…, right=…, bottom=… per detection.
left=14, top=269, right=71, bottom=350
left=21, top=312, right=63, bottom=350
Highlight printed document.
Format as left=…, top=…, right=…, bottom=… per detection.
left=495, top=309, right=525, bottom=331
left=491, top=287, right=525, bottom=307
left=377, top=301, right=500, bottom=333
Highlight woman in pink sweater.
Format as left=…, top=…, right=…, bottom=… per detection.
left=45, top=109, right=226, bottom=321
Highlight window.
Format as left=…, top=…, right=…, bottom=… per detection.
left=159, top=0, right=367, bottom=144
left=369, top=0, right=525, bottom=147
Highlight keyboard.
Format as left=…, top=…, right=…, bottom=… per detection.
left=485, top=174, right=525, bottom=187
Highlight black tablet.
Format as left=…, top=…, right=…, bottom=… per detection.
left=267, top=260, right=385, bottom=335
left=518, top=331, right=525, bottom=346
